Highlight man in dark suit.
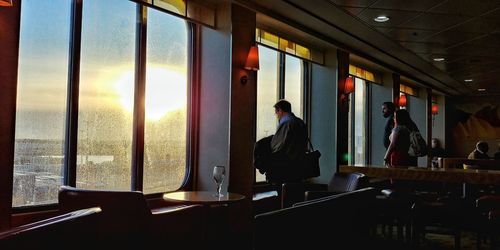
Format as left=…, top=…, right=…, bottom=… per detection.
left=382, top=101, right=396, bottom=149
left=266, top=99, right=308, bottom=183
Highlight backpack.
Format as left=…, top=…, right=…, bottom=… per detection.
left=408, top=130, right=427, bottom=157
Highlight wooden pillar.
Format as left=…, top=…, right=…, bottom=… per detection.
left=426, top=88, right=433, bottom=167
left=336, top=49, right=349, bottom=172
left=392, top=73, right=400, bottom=106
left=228, top=4, right=256, bottom=248
left=0, top=2, right=21, bottom=230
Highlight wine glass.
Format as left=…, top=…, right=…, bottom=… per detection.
left=213, top=165, right=226, bottom=197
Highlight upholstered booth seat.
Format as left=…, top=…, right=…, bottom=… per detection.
left=254, top=187, right=377, bottom=250
left=0, top=207, right=102, bottom=250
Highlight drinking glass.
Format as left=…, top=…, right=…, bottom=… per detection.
left=213, top=165, right=226, bottom=197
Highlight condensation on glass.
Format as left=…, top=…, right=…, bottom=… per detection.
left=13, top=0, right=72, bottom=207
left=77, top=0, right=136, bottom=191
left=143, top=7, right=188, bottom=194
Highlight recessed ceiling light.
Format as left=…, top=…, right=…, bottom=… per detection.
left=478, top=88, right=486, bottom=91
left=433, top=58, right=445, bottom=62
left=464, top=79, right=474, bottom=82
left=374, top=15, right=390, bottom=22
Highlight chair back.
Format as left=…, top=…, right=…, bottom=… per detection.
left=328, top=172, right=368, bottom=192
left=58, top=186, right=153, bottom=247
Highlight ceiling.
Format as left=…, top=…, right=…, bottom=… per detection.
left=237, top=0, right=500, bottom=96
left=327, top=0, right=500, bottom=95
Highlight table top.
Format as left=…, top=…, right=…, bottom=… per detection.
left=340, top=165, right=500, bottom=185
left=163, top=191, right=245, bottom=205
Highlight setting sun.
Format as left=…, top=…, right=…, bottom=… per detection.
left=113, top=66, right=187, bottom=121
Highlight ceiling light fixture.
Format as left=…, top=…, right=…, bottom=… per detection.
left=478, top=88, right=486, bottom=92
left=374, top=15, right=390, bottom=22
left=464, top=79, right=474, bottom=82
left=433, top=58, right=445, bottom=62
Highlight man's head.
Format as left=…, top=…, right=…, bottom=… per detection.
left=476, top=141, right=489, bottom=154
left=382, top=102, right=396, bottom=118
left=431, top=138, right=440, bottom=148
left=274, top=99, right=292, bottom=120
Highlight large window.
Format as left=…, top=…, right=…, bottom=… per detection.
left=284, top=55, right=303, bottom=119
left=348, top=77, right=368, bottom=165
left=255, top=45, right=308, bottom=182
left=143, top=8, right=188, bottom=194
left=14, top=0, right=71, bottom=207
left=77, top=0, right=136, bottom=190
left=14, top=0, right=191, bottom=207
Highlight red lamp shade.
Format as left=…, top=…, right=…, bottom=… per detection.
left=244, top=46, right=259, bottom=71
left=398, top=95, right=407, bottom=107
left=0, top=0, right=13, bottom=6
left=432, top=104, right=438, bottom=115
left=344, top=76, right=354, bottom=94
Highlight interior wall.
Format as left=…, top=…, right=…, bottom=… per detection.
left=197, top=1, right=231, bottom=191
left=446, top=95, right=500, bottom=158
left=310, top=49, right=337, bottom=184
left=408, top=94, right=428, bottom=167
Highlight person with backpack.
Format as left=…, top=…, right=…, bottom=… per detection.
left=384, top=109, right=414, bottom=168
left=405, top=110, right=426, bottom=166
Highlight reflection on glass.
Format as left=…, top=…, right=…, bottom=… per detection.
left=143, top=8, right=188, bottom=194
left=255, top=46, right=279, bottom=182
left=77, top=0, right=136, bottom=190
left=13, top=0, right=71, bottom=207
left=284, top=55, right=303, bottom=118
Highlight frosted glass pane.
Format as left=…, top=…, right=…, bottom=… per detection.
left=14, top=0, right=71, bottom=207
left=143, top=8, right=188, bottom=194
left=77, top=0, right=136, bottom=190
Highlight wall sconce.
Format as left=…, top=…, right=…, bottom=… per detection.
left=431, top=104, right=438, bottom=116
left=398, top=94, right=407, bottom=107
left=0, top=0, right=13, bottom=6
left=344, top=76, right=354, bottom=94
left=240, top=45, right=259, bottom=84
left=339, top=76, right=354, bottom=112
left=431, top=104, right=438, bottom=126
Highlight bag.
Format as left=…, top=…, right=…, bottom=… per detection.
left=408, top=130, right=427, bottom=157
left=303, top=138, right=321, bottom=178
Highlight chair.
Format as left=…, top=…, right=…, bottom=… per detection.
left=475, top=195, right=500, bottom=249
left=280, top=172, right=369, bottom=208
left=58, top=185, right=206, bottom=248
left=303, top=172, right=369, bottom=201
left=0, top=207, right=101, bottom=250
left=411, top=196, right=472, bottom=250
